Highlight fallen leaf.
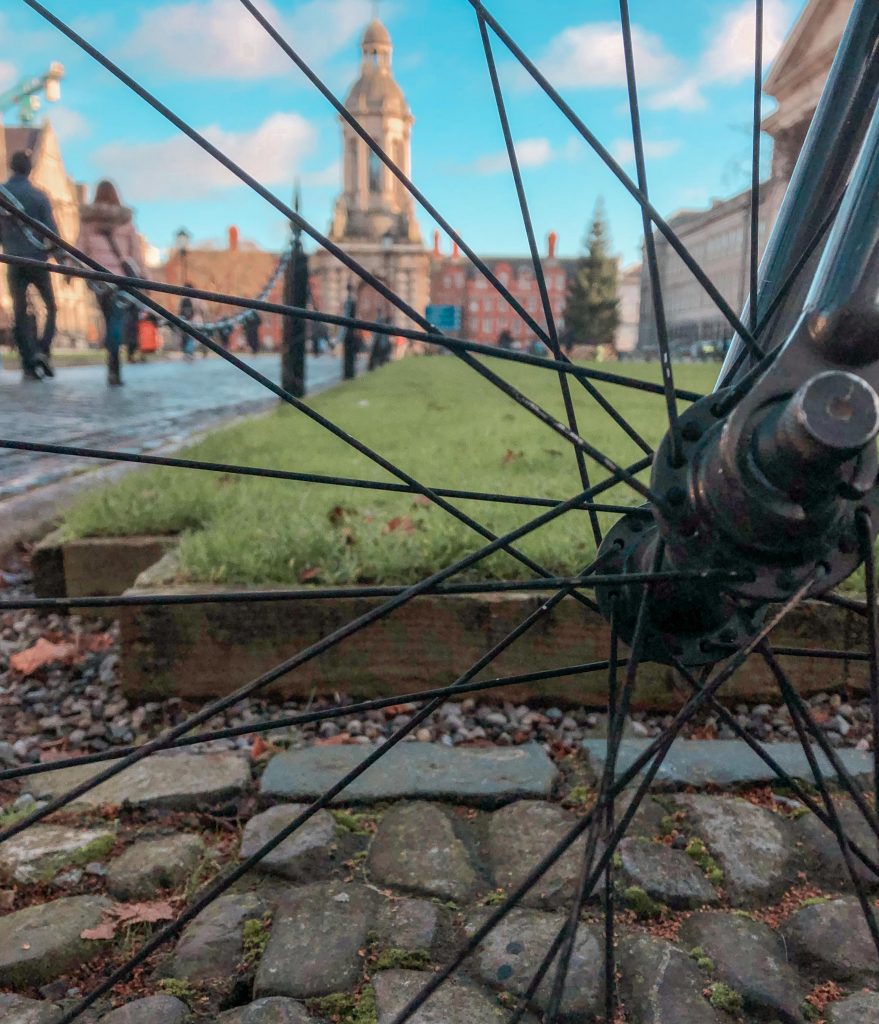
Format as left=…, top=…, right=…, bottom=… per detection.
left=328, top=505, right=352, bottom=525
left=81, top=900, right=176, bottom=941
left=315, top=733, right=354, bottom=746
left=412, top=495, right=431, bottom=508
left=502, top=449, right=521, bottom=465
left=250, top=735, right=268, bottom=759
left=81, top=920, right=117, bottom=941
left=385, top=516, right=415, bottom=534
left=9, top=638, right=78, bottom=676
left=20, top=942, right=30, bottom=950
left=299, top=566, right=321, bottom=583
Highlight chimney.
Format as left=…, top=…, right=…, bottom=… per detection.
left=547, top=231, right=558, bottom=260
left=433, top=229, right=441, bottom=257
left=228, top=225, right=239, bottom=252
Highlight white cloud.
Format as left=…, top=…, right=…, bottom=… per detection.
left=641, top=0, right=793, bottom=111
left=701, top=0, right=792, bottom=84
left=473, top=137, right=555, bottom=175
left=0, top=60, right=17, bottom=92
left=123, top=0, right=372, bottom=80
left=533, top=22, right=678, bottom=90
left=50, top=108, right=91, bottom=143
left=645, top=77, right=707, bottom=113
left=610, top=138, right=681, bottom=165
left=93, top=111, right=317, bottom=202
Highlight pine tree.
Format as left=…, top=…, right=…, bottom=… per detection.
left=564, top=199, right=620, bottom=350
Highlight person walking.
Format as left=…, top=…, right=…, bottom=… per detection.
left=76, top=180, right=144, bottom=386
left=0, top=151, right=60, bottom=381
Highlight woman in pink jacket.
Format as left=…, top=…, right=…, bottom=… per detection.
left=77, top=180, right=143, bottom=386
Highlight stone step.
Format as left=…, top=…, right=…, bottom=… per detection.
left=582, top=737, right=874, bottom=788
left=259, top=741, right=557, bottom=808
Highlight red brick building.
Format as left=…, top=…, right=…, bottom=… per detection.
left=428, top=230, right=575, bottom=345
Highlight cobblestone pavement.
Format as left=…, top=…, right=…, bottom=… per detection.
left=1, top=740, right=877, bottom=1023
left=0, top=354, right=343, bottom=499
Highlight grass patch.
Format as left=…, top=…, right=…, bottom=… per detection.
left=60, top=358, right=720, bottom=586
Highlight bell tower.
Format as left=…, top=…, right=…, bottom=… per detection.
left=330, top=17, right=421, bottom=246
left=314, top=16, right=428, bottom=330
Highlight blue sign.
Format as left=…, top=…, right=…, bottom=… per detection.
left=426, top=304, right=463, bottom=331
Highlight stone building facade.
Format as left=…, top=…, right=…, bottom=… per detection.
left=0, top=119, right=98, bottom=346
left=638, top=0, right=853, bottom=355
left=310, top=19, right=429, bottom=331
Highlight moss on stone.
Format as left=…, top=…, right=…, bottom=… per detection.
left=309, top=986, right=378, bottom=1024
left=622, top=886, right=663, bottom=919
left=242, top=915, right=271, bottom=967
left=659, top=814, right=677, bottom=837
left=373, top=947, right=431, bottom=972
left=685, top=836, right=724, bottom=886
left=158, top=978, right=199, bottom=1004
left=798, top=896, right=829, bottom=909
left=566, top=785, right=592, bottom=807
left=32, top=830, right=117, bottom=884
left=483, top=889, right=507, bottom=906
left=707, top=982, right=744, bottom=1014
left=331, top=808, right=383, bottom=836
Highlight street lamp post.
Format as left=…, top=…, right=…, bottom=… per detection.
left=381, top=229, right=394, bottom=324
left=282, top=187, right=308, bottom=398
left=174, top=228, right=191, bottom=285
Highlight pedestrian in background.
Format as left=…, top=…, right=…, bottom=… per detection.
left=77, top=180, right=144, bottom=387
left=0, top=151, right=59, bottom=381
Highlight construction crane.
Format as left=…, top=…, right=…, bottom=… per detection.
left=0, top=63, right=64, bottom=125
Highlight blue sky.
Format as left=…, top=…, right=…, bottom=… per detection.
left=1, top=0, right=805, bottom=264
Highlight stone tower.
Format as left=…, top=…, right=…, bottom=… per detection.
left=312, top=18, right=428, bottom=330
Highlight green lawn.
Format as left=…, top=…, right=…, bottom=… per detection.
left=62, top=357, right=719, bottom=586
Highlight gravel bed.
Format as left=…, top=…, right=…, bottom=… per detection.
left=0, top=546, right=874, bottom=772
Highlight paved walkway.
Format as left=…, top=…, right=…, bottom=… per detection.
left=0, top=353, right=342, bottom=499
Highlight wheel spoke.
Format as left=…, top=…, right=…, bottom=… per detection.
left=619, top=0, right=681, bottom=466
left=767, top=644, right=879, bottom=958
left=749, top=0, right=764, bottom=335
left=670, top=654, right=879, bottom=878
left=761, top=645, right=879, bottom=839
left=546, top=541, right=665, bottom=1022
left=477, top=9, right=653, bottom=489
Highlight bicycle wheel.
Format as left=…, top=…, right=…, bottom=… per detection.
left=1, top=2, right=879, bottom=1023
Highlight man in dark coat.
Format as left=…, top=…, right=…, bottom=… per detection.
left=0, top=151, right=59, bottom=380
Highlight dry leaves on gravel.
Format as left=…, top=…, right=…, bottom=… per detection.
left=81, top=900, right=176, bottom=941
left=9, top=632, right=114, bottom=677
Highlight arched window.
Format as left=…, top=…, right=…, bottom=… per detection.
left=368, top=150, right=382, bottom=194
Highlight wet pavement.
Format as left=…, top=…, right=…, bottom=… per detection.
left=0, top=353, right=343, bottom=499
